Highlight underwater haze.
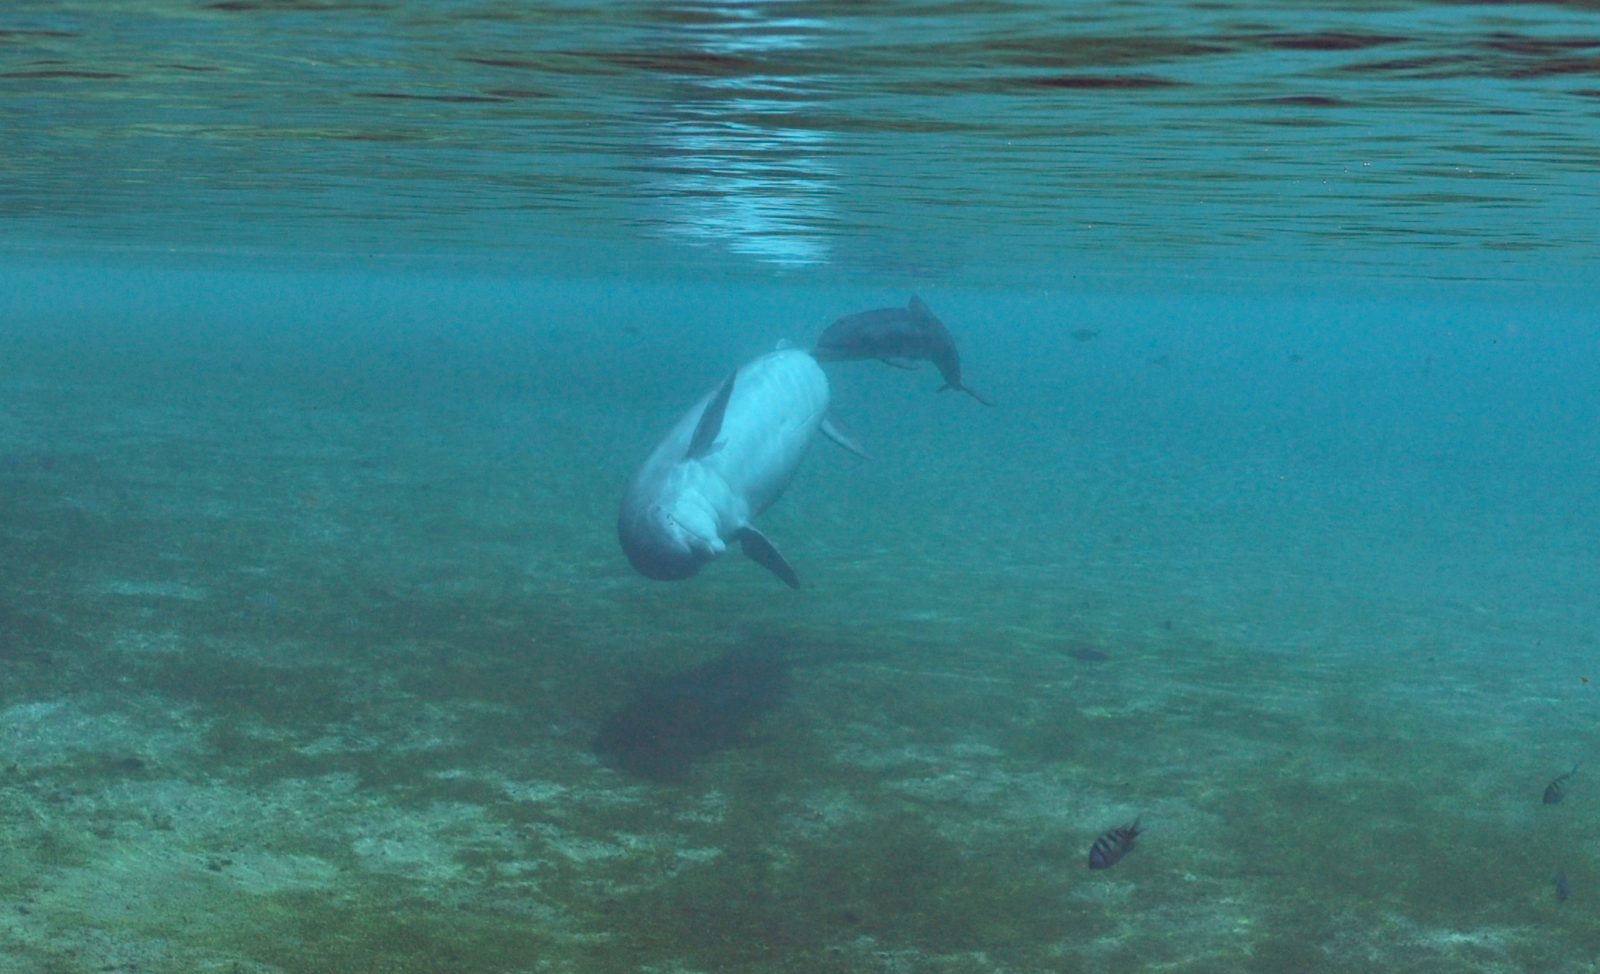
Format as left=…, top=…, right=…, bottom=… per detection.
left=3, top=1, right=1599, bottom=972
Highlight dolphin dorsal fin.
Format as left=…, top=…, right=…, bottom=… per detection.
left=687, top=370, right=736, bottom=459
left=908, top=294, right=931, bottom=318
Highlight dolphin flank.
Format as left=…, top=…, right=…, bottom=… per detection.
left=618, top=347, right=855, bottom=588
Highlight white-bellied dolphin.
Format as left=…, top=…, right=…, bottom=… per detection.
left=812, top=295, right=993, bottom=405
left=618, top=348, right=861, bottom=589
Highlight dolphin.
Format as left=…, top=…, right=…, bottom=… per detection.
left=618, top=347, right=862, bottom=589
left=812, top=295, right=993, bottom=405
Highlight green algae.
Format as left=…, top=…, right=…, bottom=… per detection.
left=237, top=892, right=562, bottom=974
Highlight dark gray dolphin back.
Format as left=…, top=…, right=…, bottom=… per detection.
left=812, top=304, right=926, bottom=362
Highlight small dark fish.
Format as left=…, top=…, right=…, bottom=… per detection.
left=1554, top=870, right=1571, bottom=902
left=1088, top=818, right=1142, bottom=870
left=813, top=295, right=993, bottom=405
left=1070, top=328, right=1100, bottom=343
left=1064, top=643, right=1110, bottom=663
left=1543, top=764, right=1577, bottom=805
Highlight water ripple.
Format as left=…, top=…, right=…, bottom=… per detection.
left=1, top=0, right=1596, bottom=279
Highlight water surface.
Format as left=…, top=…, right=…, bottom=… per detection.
left=3, top=0, right=1598, bottom=279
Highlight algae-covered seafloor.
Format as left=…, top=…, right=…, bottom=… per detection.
left=2, top=267, right=1598, bottom=973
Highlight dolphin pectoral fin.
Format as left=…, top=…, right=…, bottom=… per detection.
left=877, top=357, right=921, bottom=371
left=820, top=416, right=871, bottom=460
left=687, top=370, right=737, bottom=459
left=737, top=527, right=801, bottom=589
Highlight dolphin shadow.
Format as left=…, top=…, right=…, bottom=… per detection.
left=593, top=644, right=793, bottom=781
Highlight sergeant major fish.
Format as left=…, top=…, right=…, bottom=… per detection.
left=1088, top=818, right=1142, bottom=870
left=1544, top=764, right=1578, bottom=805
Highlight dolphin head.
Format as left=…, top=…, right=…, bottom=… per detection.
left=618, top=494, right=727, bottom=581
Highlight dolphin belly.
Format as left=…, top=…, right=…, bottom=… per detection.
left=703, top=349, right=828, bottom=519
left=618, top=348, right=829, bottom=585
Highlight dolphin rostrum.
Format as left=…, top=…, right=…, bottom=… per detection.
left=618, top=348, right=862, bottom=588
left=812, top=294, right=993, bottom=405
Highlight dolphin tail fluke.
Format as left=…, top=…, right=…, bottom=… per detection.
left=737, top=527, right=800, bottom=589
left=938, top=382, right=995, bottom=407
left=687, top=370, right=737, bottom=459
left=965, top=385, right=996, bottom=406
left=820, top=416, right=871, bottom=460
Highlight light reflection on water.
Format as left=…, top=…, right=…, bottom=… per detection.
left=633, top=3, right=840, bottom=266
left=0, top=0, right=1597, bottom=280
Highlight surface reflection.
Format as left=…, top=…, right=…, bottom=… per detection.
left=636, top=2, right=839, bottom=267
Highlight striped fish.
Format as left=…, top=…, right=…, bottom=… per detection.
left=1544, top=765, right=1578, bottom=805
left=1088, top=818, right=1142, bottom=870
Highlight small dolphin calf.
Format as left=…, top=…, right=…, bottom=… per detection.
left=812, top=295, right=992, bottom=405
left=619, top=348, right=859, bottom=588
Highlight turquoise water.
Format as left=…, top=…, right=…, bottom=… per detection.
left=3, top=2, right=1599, bottom=972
